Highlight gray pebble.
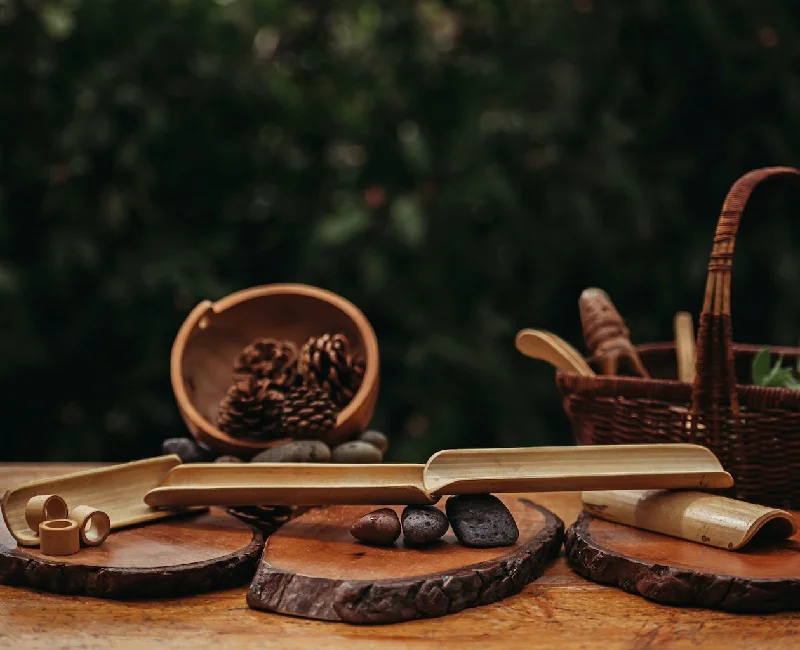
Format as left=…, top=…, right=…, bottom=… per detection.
left=251, top=440, right=331, bottom=463
left=359, top=430, right=389, bottom=453
left=161, top=437, right=214, bottom=463
left=445, top=494, right=519, bottom=548
left=215, top=454, right=243, bottom=463
left=331, top=440, right=383, bottom=463
left=350, top=508, right=401, bottom=546
left=401, top=505, right=449, bottom=545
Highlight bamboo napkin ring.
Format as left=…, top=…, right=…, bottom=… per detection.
left=69, top=505, right=111, bottom=547
left=38, top=519, right=80, bottom=556
left=25, top=495, right=69, bottom=534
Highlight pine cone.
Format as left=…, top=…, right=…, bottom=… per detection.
left=281, top=383, right=338, bottom=441
left=217, top=376, right=285, bottom=441
left=298, top=333, right=366, bottom=407
left=233, top=338, right=300, bottom=391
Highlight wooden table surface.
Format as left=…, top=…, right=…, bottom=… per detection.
left=1, top=463, right=798, bottom=650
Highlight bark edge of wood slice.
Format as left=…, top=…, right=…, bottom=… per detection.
left=0, top=505, right=264, bottom=599
left=566, top=511, right=800, bottom=613
left=247, top=498, right=564, bottom=624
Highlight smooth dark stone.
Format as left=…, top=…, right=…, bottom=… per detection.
left=401, top=505, right=449, bottom=545
left=350, top=508, right=401, bottom=546
left=251, top=440, right=331, bottom=463
left=331, top=441, right=383, bottom=463
left=161, top=437, right=214, bottom=463
left=445, top=494, right=519, bottom=548
left=359, top=430, right=389, bottom=453
left=215, top=454, right=244, bottom=463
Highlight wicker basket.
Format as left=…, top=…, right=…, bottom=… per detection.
left=556, top=166, right=800, bottom=509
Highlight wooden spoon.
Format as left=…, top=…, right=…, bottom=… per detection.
left=515, top=329, right=595, bottom=376
left=144, top=443, right=732, bottom=507
left=674, top=311, right=696, bottom=383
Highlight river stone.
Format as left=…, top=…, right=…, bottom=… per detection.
left=359, top=430, right=389, bottom=453
left=445, top=494, right=519, bottom=548
left=331, top=440, right=383, bottom=463
left=401, top=505, right=449, bottom=545
left=214, top=454, right=243, bottom=463
left=251, top=440, right=331, bottom=463
left=161, top=437, right=214, bottom=463
left=350, top=508, right=401, bottom=546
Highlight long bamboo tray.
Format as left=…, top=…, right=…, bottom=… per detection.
left=144, top=444, right=733, bottom=508
left=145, top=463, right=435, bottom=508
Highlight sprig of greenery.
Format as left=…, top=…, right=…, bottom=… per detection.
left=751, top=348, right=800, bottom=389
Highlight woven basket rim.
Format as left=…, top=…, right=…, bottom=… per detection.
left=557, top=341, right=800, bottom=409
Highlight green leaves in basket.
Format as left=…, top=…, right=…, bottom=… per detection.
left=752, top=347, right=800, bottom=389
left=752, top=348, right=771, bottom=385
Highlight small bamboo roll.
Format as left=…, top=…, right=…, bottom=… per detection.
left=39, top=519, right=80, bottom=556
left=69, top=505, right=111, bottom=547
left=25, top=495, right=69, bottom=533
left=582, top=490, right=797, bottom=550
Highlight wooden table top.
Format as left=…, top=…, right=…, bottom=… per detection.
left=1, top=463, right=798, bottom=649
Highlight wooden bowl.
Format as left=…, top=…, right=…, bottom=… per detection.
left=170, top=283, right=380, bottom=458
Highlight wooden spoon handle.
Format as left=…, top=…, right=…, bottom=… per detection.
left=674, top=311, right=696, bottom=383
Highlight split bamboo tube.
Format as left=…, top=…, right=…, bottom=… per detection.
left=38, top=519, right=81, bottom=556
left=24, top=495, right=68, bottom=533
left=582, top=489, right=797, bottom=551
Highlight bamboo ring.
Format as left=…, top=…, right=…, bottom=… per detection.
left=69, top=505, right=111, bottom=546
left=38, top=519, right=80, bottom=556
left=25, top=495, right=69, bottom=533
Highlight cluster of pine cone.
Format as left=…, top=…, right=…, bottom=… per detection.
left=216, top=332, right=366, bottom=446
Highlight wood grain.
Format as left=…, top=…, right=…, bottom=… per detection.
left=247, top=497, right=564, bottom=623
left=566, top=511, right=800, bottom=612
left=2, top=465, right=800, bottom=650
left=0, top=502, right=263, bottom=598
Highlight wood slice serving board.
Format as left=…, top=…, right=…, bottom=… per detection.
left=566, top=511, right=800, bottom=613
left=0, top=505, right=263, bottom=598
left=247, top=497, right=564, bottom=624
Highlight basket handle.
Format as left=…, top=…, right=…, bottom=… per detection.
left=692, top=166, right=800, bottom=421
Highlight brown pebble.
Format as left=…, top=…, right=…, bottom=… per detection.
left=349, top=508, right=401, bottom=546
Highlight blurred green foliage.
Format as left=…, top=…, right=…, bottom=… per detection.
left=2, top=0, right=800, bottom=462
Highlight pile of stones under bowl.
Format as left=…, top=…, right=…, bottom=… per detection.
left=161, top=429, right=388, bottom=465
left=350, top=494, right=519, bottom=549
